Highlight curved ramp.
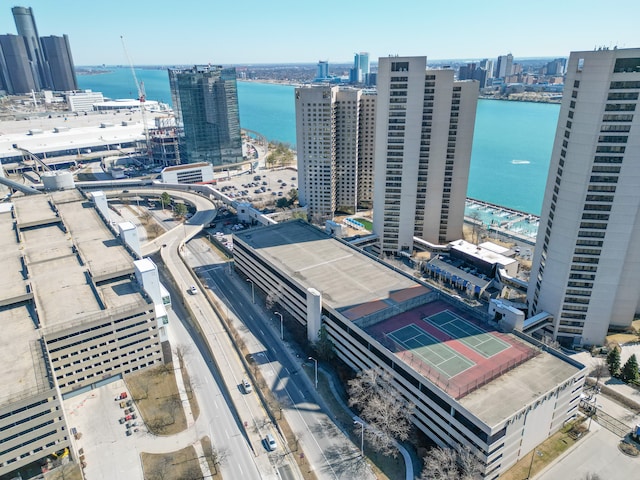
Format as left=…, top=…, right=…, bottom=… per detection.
left=0, top=176, right=42, bottom=195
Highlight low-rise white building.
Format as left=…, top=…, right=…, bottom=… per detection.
left=161, top=162, right=214, bottom=184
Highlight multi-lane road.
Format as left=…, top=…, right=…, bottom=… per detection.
left=184, top=239, right=375, bottom=480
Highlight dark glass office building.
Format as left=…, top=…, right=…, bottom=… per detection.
left=41, top=35, right=77, bottom=91
left=168, top=65, right=243, bottom=166
left=0, top=34, right=37, bottom=93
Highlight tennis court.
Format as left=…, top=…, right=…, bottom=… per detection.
left=388, top=324, right=475, bottom=379
left=426, top=310, right=510, bottom=358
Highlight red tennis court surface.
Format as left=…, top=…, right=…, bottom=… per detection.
left=365, top=300, right=539, bottom=399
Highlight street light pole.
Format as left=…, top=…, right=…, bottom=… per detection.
left=354, top=420, right=364, bottom=457
left=275, top=311, right=283, bottom=340
left=526, top=450, right=542, bottom=479
left=308, top=356, right=318, bottom=389
left=246, top=278, right=254, bottom=303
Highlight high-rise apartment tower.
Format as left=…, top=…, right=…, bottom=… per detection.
left=495, top=53, right=514, bottom=79
left=527, top=48, right=640, bottom=346
left=168, top=65, right=243, bottom=166
left=295, top=85, right=376, bottom=222
left=373, top=56, right=478, bottom=254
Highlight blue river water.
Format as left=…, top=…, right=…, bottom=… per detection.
left=78, top=67, right=559, bottom=215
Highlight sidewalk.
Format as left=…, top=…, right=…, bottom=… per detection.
left=226, top=269, right=414, bottom=480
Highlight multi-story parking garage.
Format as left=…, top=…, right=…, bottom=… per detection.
left=0, top=189, right=164, bottom=478
left=233, top=220, right=586, bottom=478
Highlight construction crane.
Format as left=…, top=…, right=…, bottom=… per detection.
left=120, top=35, right=152, bottom=164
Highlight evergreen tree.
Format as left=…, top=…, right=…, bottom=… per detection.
left=621, top=354, right=639, bottom=383
left=606, top=347, right=621, bottom=377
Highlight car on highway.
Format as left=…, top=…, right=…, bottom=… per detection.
left=189, top=285, right=198, bottom=295
left=242, top=378, right=252, bottom=394
left=265, top=433, right=277, bottom=451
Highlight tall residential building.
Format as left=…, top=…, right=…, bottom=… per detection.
left=168, top=65, right=243, bottom=166
left=373, top=56, right=478, bottom=254
left=12, top=6, right=49, bottom=89
left=41, top=35, right=77, bottom=91
left=295, top=85, right=376, bottom=222
left=458, top=61, right=490, bottom=88
left=495, top=53, right=514, bottom=79
left=527, top=48, right=640, bottom=346
left=0, top=34, right=37, bottom=94
left=545, top=58, right=567, bottom=76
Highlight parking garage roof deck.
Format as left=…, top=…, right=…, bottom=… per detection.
left=234, top=220, right=431, bottom=316
left=235, top=220, right=584, bottom=428
left=9, top=190, right=147, bottom=330
left=0, top=209, right=29, bottom=305
left=0, top=304, right=50, bottom=404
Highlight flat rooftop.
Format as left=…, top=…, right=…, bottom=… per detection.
left=0, top=210, right=29, bottom=305
left=12, top=194, right=59, bottom=228
left=10, top=189, right=147, bottom=330
left=364, top=299, right=581, bottom=426
left=52, top=190, right=133, bottom=280
left=234, top=220, right=432, bottom=317
left=0, top=109, right=168, bottom=159
left=0, top=304, right=49, bottom=404
left=450, top=239, right=517, bottom=267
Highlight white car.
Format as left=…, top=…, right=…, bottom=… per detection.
left=242, top=378, right=252, bottom=394
left=189, top=285, right=198, bottom=295
left=265, top=433, right=277, bottom=451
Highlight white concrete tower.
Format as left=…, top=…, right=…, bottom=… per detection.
left=295, top=85, right=376, bottom=222
left=527, top=48, right=640, bottom=346
left=373, top=56, right=478, bottom=254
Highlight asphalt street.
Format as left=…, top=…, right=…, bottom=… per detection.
left=184, top=239, right=375, bottom=480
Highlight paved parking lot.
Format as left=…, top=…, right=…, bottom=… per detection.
left=64, top=381, right=145, bottom=480
left=215, top=167, right=298, bottom=206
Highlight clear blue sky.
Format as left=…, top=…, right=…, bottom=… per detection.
left=2, top=0, right=638, bottom=65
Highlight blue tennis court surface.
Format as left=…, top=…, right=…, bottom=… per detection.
left=425, top=310, right=510, bottom=358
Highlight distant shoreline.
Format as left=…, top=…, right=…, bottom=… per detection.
left=238, top=79, right=300, bottom=87
left=76, top=70, right=112, bottom=76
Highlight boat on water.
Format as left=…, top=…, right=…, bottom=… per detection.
left=511, top=159, right=531, bottom=165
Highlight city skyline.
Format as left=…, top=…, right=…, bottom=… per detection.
left=0, top=1, right=638, bottom=66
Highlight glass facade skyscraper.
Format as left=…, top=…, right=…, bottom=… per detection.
left=168, top=65, right=243, bottom=166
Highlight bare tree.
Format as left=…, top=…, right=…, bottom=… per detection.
left=348, top=369, right=414, bottom=457
left=457, top=446, right=484, bottom=480
left=148, top=222, right=162, bottom=239
left=134, top=376, right=151, bottom=400
left=421, top=446, right=483, bottom=480
left=469, top=211, right=482, bottom=245
left=203, top=445, right=229, bottom=474
left=421, top=447, right=458, bottom=480
left=167, top=394, right=183, bottom=424
left=265, top=286, right=283, bottom=311
left=589, top=360, right=609, bottom=384
left=147, top=456, right=171, bottom=480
